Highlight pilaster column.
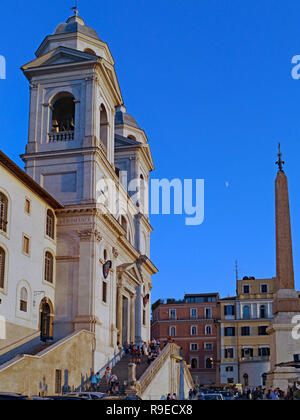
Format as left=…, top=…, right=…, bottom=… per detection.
left=74, top=229, right=102, bottom=332
left=135, top=285, right=143, bottom=344
left=116, top=279, right=123, bottom=347
left=130, top=293, right=136, bottom=343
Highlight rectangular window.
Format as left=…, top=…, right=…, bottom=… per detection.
left=225, top=366, right=234, bottom=372
left=261, top=284, right=268, bottom=293
left=224, top=305, right=235, bottom=316
left=243, top=285, right=250, bottom=294
left=102, top=281, right=107, bottom=303
left=259, top=347, right=270, bottom=357
left=169, top=309, right=176, bottom=320
left=143, top=310, right=146, bottom=326
left=224, top=348, right=234, bottom=359
left=258, top=326, right=268, bottom=336
left=190, top=343, right=198, bottom=351
left=241, top=326, right=251, bottom=336
left=224, top=327, right=235, bottom=337
left=204, top=343, right=213, bottom=351
left=293, top=354, right=300, bottom=362
left=205, top=308, right=212, bottom=319
left=227, top=378, right=234, bottom=384
left=22, top=235, right=30, bottom=255
left=55, top=369, right=62, bottom=394
left=242, top=348, right=253, bottom=358
left=25, top=199, right=31, bottom=215
left=190, top=308, right=197, bottom=319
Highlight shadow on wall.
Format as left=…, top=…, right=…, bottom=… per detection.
left=62, top=369, right=71, bottom=394
left=39, top=376, right=48, bottom=395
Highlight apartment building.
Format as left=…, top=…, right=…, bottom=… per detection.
left=152, top=293, right=219, bottom=385
left=217, top=277, right=275, bottom=388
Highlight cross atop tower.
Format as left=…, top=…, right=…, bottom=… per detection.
left=72, top=0, right=79, bottom=16
left=275, top=142, right=285, bottom=172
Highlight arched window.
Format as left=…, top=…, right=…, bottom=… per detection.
left=170, top=326, right=176, bottom=337
left=0, top=247, right=5, bottom=289
left=100, top=104, right=108, bottom=150
left=127, top=135, right=137, bottom=141
left=40, top=299, right=53, bottom=342
left=206, top=357, right=213, bottom=369
left=191, top=358, right=198, bottom=369
left=191, top=326, right=197, bottom=336
left=243, top=373, right=249, bottom=387
left=46, top=210, right=55, bottom=239
left=20, top=287, right=28, bottom=312
left=205, top=325, right=212, bottom=335
left=45, top=252, right=54, bottom=284
left=260, top=305, right=267, bottom=319
left=243, top=305, right=250, bottom=320
left=0, top=193, right=8, bottom=233
left=51, top=93, right=75, bottom=134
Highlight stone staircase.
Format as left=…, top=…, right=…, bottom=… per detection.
left=96, top=354, right=150, bottom=395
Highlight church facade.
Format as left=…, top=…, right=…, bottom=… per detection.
left=0, top=11, right=157, bottom=376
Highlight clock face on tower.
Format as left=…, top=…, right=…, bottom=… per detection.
left=103, top=261, right=112, bottom=279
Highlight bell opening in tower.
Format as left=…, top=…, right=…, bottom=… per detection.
left=49, top=92, right=75, bottom=142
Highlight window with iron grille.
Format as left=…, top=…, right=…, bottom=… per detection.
left=0, top=247, right=5, bottom=289
left=0, top=193, right=8, bottom=233
left=46, top=210, right=55, bottom=239
left=45, top=252, right=54, bottom=283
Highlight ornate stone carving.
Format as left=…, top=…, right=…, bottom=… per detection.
left=112, top=247, right=119, bottom=258
left=77, top=229, right=102, bottom=242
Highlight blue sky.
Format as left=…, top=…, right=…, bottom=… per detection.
left=0, top=0, right=300, bottom=302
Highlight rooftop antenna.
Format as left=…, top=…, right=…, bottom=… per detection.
left=235, top=260, right=239, bottom=295
left=71, top=0, right=79, bottom=16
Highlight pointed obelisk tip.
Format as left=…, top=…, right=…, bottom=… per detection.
left=275, top=142, right=285, bottom=173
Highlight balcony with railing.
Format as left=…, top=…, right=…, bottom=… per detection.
left=48, top=130, right=74, bottom=142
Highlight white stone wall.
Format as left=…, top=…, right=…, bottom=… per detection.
left=0, top=166, right=56, bottom=342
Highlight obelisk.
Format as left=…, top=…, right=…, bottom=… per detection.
left=267, top=144, right=300, bottom=391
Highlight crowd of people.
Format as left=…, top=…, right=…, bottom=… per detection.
left=89, top=367, right=120, bottom=395
left=188, top=384, right=300, bottom=400
left=239, top=385, right=300, bottom=400
left=123, top=338, right=162, bottom=365
left=88, top=338, right=164, bottom=396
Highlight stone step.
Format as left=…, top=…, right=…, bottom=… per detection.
left=93, top=354, right=150, bottom=396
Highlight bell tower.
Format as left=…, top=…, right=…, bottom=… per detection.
left=21, top=12, right=124, bottom=205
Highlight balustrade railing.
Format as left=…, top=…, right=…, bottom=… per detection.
left=48, top=131, right=74, bottom=142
